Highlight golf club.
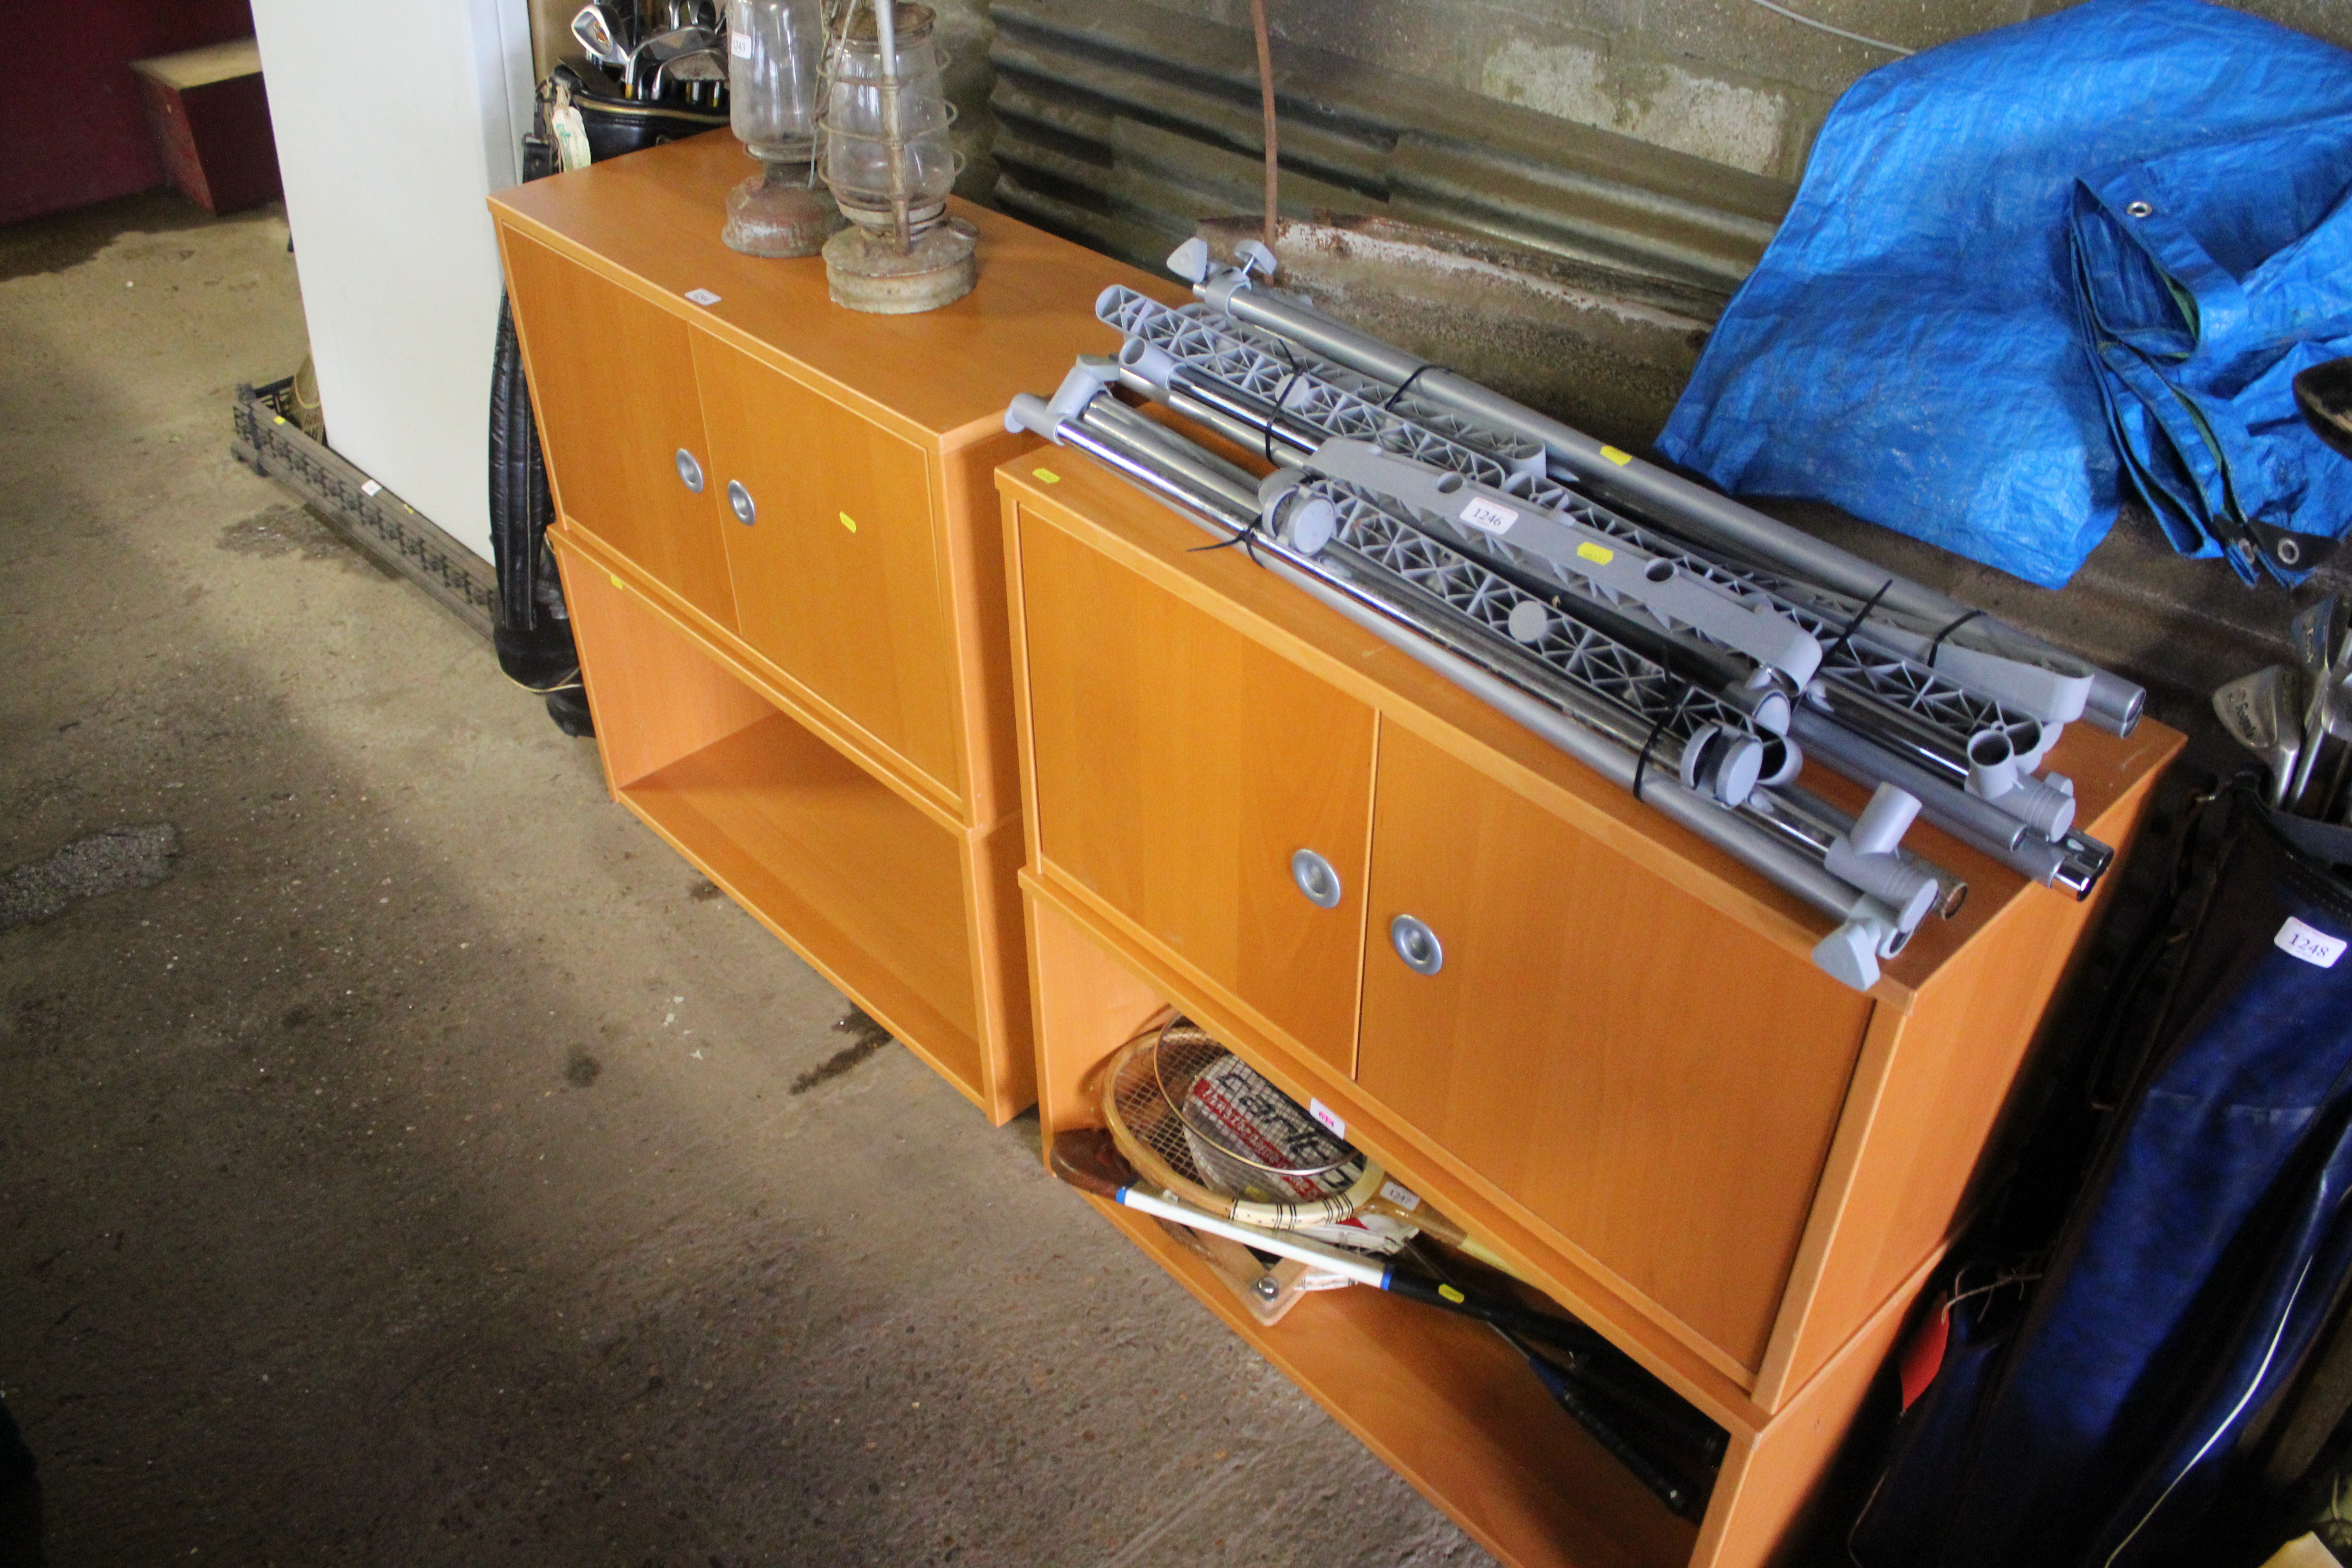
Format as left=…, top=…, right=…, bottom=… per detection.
left=2215, top=664, right=2306, bottom=809
left=628, top=24, right=718, bottom=101
left=2286, top=597, right=2346, bottom=812
left=571, top=1, right=632, bottom=80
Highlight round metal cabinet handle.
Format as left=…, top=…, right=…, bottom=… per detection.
left=1389, top=914, right=1444, bottom=976
left=726, top=480, right=756, bottom=526
left=674, top=448, right=705, bottom=493
left=1290, top=848, right=1342, bottom=909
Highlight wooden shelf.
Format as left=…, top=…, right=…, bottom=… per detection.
left=1101, top=1197, right=1702, bottom=1568
left=628, top=713, right=983, bottom=1090
left=559, top=549, right=1027, bottom=1118
left=489, top=132, right=1168, bottom=1121
left=1026, top=886, right=1704, bottom=1568
left=1000, top=448, right=2184, bottom=1567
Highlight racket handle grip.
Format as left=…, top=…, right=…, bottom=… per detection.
left=1525, top=1356, right=1708, bottom=1520
left=1384, top=1274, right=1607, bottom=1356
left=1550, top=1349, right=1730, bottom=1469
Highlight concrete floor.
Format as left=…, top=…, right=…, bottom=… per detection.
left=0, top=195, right=1494, bottom=1566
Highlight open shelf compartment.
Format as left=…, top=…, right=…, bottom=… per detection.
left=1023, top=883, right=1705, bottom=1568
left=561, top=548, right=991, bottom=1105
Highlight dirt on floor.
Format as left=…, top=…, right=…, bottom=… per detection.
left=0, top=190, right=1492, bottom=1568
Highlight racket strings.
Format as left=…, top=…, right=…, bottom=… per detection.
left=1098, top=1024, right=1428, bottom=1265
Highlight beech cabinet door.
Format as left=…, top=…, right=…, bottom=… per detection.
left=499, top=231, right=736, bottom=629
left=1355, top=725, right=1872, bottom=1372
left=692, top=334, right=960, bottom=792
left=1017, top=514, right=1373, bottom=1076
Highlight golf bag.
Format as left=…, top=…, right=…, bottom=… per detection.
left=1851, top=781, right=2352, bottom=1567
left=491, top=63, right=728, bottom=736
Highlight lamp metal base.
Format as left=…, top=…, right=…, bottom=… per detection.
left=822, top=218, right=978, bottom=314
left=723, top=165, right=842, bottom=259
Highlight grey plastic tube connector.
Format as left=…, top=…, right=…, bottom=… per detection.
left=1823, top=784, right=1938, bottom=931
left=1964, top=728, right=2077, bottom=839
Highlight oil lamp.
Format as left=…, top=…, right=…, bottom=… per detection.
left=818, top=1, right=977, bottom=313
left=722, top=0, right=840, bottom=256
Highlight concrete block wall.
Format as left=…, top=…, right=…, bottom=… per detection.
left=1047, top=0, right=2352, bottom=181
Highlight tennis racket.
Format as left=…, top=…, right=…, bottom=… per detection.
left=1102, top=1019, right=1524, bottom=1276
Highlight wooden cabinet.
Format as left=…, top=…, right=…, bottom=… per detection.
left=1018, top=515, right=1376, bottom=1076
left=693, top=337, right=961, bottom=784
left=489, top=131, right=1176, bottom=1122
left=502, top=231, right=738, bottom=628
left=1356, top=725, right=1872, bottom=1372
left=1000, top=451, right=2184, bottom=1566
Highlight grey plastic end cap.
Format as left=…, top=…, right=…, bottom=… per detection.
left=1004, top=393, right=1060, bottom=440
left=1166, top=237, right=1211, bottom=284
left=1812, top=921, right=1882, bottom=992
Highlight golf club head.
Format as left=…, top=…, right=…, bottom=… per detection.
left=663, top=48, right=727, bottom=83
left=638, top=24, right=717, bottom=65
left=2291, top=594, right=2339, bottom=676
left=2215, top=665, right=2303, bottom=808
left=571, top=2, right=630, bottom=68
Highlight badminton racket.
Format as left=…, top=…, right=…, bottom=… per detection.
left=1056, top=1128, right=1725, bottom=1518
left=1049, top=1127, right=1608, bottom=1355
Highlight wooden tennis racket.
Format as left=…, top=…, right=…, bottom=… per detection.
left=1101, top=1019, right=1524, bottom=1276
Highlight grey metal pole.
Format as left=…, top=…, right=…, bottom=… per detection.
left=1198, top=273, right=2146, bottom=736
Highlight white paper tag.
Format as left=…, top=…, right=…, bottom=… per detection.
left=1307, top=1098, right=1346, bottom=1140
left=684, top=288, right=721, bottom=307
left=2276, top=916, right=2346, bottom=969
left=1459, top=496, right=1518, bottom=535
left=1377, top=1179, right=1420, bottom=1212
left=549, top=102, right=592, bottom=173
left=729, top=29, right=754, bottom=58
left=359, top=479, right=382, bottom=497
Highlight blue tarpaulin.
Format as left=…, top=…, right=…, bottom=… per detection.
left=1656, top=0, right=2352, bottom=589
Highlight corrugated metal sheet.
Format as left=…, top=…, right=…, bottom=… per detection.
left=986, top=0, right=1794, bottom=305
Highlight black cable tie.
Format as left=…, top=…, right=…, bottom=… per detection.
left=1926, top=608, right=1984, bottom=667
left=1189, top=504, right=1271, bottom=566
left=1631, top=683, right=1696, bottom=803
left=1266, top=336, right=1306, bottom=466
left=1383, top=363, right=1450, bottom=411
left=1824, top=579, right=1895, bottom=673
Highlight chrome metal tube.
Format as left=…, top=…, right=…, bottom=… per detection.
left=1793, top=710, right=2095, bottom=894
left=1752, top=783, right=1968, bottom=919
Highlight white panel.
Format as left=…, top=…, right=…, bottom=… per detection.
left=250, top=0, right=539, bottom=562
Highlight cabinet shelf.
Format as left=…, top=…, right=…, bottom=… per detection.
left=561, top=554, right=1020, bottom=1117
left=1027, top=887, right=1703, bottom=1568
left=629, top=713, right=984, bottom=1088
left=1001, top=451, right=2183, bottom=1567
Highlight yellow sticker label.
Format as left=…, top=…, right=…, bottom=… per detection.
left=838, top=511, right=858, bottom=534
left=1439, top=1284, right=1466, bottom=1303
left=1576, top=541, right=1614, bottom=565
left=608, top=573, right=625, bottom=590
left=1032, top=468, right=1061, bottom=484
left=1600, top=445, right=1634, bottom=466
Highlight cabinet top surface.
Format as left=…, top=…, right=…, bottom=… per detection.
left=1000, top=453, right=2186, bottom=1006
left=489, top=130, right=1180, bottom=448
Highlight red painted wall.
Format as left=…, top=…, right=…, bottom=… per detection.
left=0, top=0, right=258, bottom=226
